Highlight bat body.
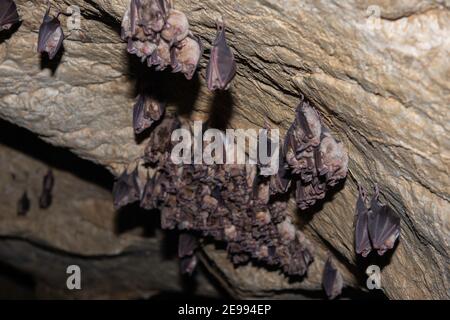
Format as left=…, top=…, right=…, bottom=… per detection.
left=354, top=185, right=372, bottom=257
left=367, top=186, right=400, bottom=255
left=180, top=255, right=197, bottom=275
left=282, top=98, right=348, bottom=210
left=160, top=9, right=189, bottom=46
left=132, top=94, right=165, bottom=134
left=171, top=34, right=203, bottom=80
left=322, top=257, right=343, bottom=300
left=112, top=168, right=141, bottom=209
left=37, top=5, right=64, bottom=60
left=354, top=185, right=400, bottom=257
left=178, top=233, right=198, bottom=258
left=206, top=20, right=236, bottom=91
left=0, top=0, right=20, bottom=31
left=17, top=191, right=30, bottom=216
left=178, top=233, right=198, bottom=275
left=39, top=169, right=54, bottom=209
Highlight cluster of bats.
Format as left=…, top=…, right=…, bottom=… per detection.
left=17, top=169, right=55, bottom=216
left=121, top=0, right=236, bottom=90
left=114, top=114, right=314, bottom=277
left=1, top=0, right=401, bottom=300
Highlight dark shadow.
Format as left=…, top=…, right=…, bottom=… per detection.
left=127, top=54, right=201, bottom=118
left=0, top=261, right=36, bottom=299
left=0, top=119, right=113, bottom=191
left=0, top=21, right=22, bottom=44
left=39, top=46, right=65, bottom=75
left=114, top=203, right=160, bottom=237
left=295, top=177, right=347, bottom=229
left=207, top=91, right=234, bottom=131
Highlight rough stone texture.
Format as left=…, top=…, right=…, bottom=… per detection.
left=0, top=0, right=448, bottom=299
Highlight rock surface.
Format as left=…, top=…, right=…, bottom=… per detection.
left=0, top=0, right=448, bottom=299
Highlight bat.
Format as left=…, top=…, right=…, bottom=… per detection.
left=180, top=255, right=197, bottom=275
left=171, top=34, right=203, bottom=80
left=354, top=185, right=372, bottom=257
left=178, top=232, right=198, bottom=258
left=0, top=0, right=20, bottom=31
left=206, top=19, right=236, bottom=91
left=160, top=9, right=189, bottom=46
left=367, top=185, right=400, bottom=256
left=322, top=257, right=343, bottom=300
left=283, top=98, right=348, bottom=210
left=112, top=167, right=141, bottom=209
left=147, top=39, right=172, bottom=71
left=132, top=94, right=165, bottom=134
left=17, top=191, right=30, bottom=216
left=140, top=0, right=171, bottom=34
left=37, top=3, right=64, bottom=60
left=39, top=169, right=54, bottom=209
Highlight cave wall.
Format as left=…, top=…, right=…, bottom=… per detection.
left=0, top=0, right=448, bottom=299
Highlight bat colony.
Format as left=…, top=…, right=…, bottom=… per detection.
left=2, top=0, right=401, bottom=299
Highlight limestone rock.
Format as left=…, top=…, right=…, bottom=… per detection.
left=0, top=0, right=448, bottom=299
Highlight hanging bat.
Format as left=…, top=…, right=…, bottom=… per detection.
left=180, top=255, right=197, bottom=275
left=354, top=185, right=372, bottom=257
left=206, top=19, right=236, bottom=91
left=367, top=185, right=400, bottom=256
left=160, top=9, right=189, bottom=46
left=39, top=169, right=54, bottom=209
left=0, top=0, right=20, bottom=31
left=322, top=257, right=343, bottom=300
left=37, top=3, right=64, bottom=60
left=171, top=34, right=203, bottom=80
left=17, top=191, right=30, bottom=216
left=178, top=232, right=198, bottom=258
left=132, top=94, right=165, bottom=134
left=112, top=167, right=141, bottom=209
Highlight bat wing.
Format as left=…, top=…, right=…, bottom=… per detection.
left=178, top=233, right=198, bottom=258
left=0, top=0, right=20, bottom=30
left=112, top=170, right=140, bottom=209
left=354, top=186, right=372, bottom=257
left=37, top=15, right=64, bottom=60
left=206, top=22, right=236, bottom=90
left=322, top=257, right=343, bottom=300
left=368, top=201, right=400, bottom=256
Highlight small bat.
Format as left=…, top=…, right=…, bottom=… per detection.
left=171, top=34, right=203, bottom=80
left=112, top=167, right=141, bottom=209
left=180, top=255, right=197, bottom=275
left=140, top=0, right=171, bottom=34
left=37, top=3, right=64, bottom=60
left=322, top=257, right=343, bottom=300
left=132, top=94, right=165, bottom=134
left=206, top=19, right=236, bottom=91
left=367, top=186, right=400, bottom=256
left=17, top=191, right=30, bottom=216
left=160, top=9, right=189, bottom=46
left=354, top=185, right=372, bottom=257
left=0, top=0, right=20, bottom=31
left=39, top=169, right=54, bottom=209
left=178, top=232, right=198, bottom=258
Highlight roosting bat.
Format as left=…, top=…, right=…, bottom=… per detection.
left=206, top=19, right=236, bottom=91
left=178, top=232, right=198, bottom=258
left=171, top=34, right=203, bottom=80
left=39, top=169, right=54, bottom=209
left=132, top=94, right=165, bottom=134
left=322, top=257, right=343, bottom=300
left=354, top=185, right=400, bottom=257
left=112, top=168, right=141, bottom=209
left=37, top=3, right=64, bottom=60
left=354, top=185, right=372, bottom=257
left=367, top=186, right=400, bottom=256
left=0, top=0, right=20, bottom=31
left=17, top=191, right=30, bottom=216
